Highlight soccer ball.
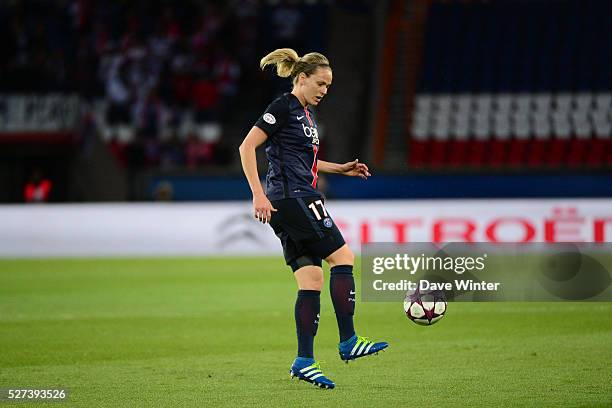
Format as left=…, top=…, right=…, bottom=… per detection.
left=403, top=288, right=447, bottom=326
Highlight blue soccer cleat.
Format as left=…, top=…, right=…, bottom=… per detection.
left=289, top=358, right=335, bottom=389
left=338, top=334, right=389, bottom=363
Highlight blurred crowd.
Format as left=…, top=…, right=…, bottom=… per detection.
left=0, top=0, right=330, bottom=169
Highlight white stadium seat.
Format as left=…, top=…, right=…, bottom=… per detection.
left=552, top=110, right=569, bottom=125
left=434, top=94, right=452, bottom=113
left=451, top=111, right=470, bottom=127
left=117, top=125, right=135, bottom=143
left=413, top=110, right=430, bottom=126
left=101, top=126, right=113, bottom=142
left=554, top=93, right=572, bottom=112
left=533, top=118, right=551, bottom=139
left=197, top=122, right=222, bottom=142
left=590, top=110, right=610, bottom=126
left=454, top=94, right=472, bottom=114
left=574, top=93, right=593, bottom=112
left=531, top=111, right=549, bottom=124
left=575, top=120, right=592, bottom=138
left=411, top=113, right=430, bottom=129
left=432, top=111, right=450, bottom=125
left=472, top=111, right=489, bottom=125
left=474, top=119, right=491, bottom=140
left=533, top=93, right=552, bottom=112
left=451, top=120, right=470, bottom=139
left=493, top=121, right=511, bottom=139
left=415, top=94, right=433, bottom=112
left=512, top=112, right=531, bottom=139
left=412, top=120, right=430, bottom=140
left=493, top=111, right=510, bottom=124
left=432, top=118, right=451, bottom=140
left=432, top=110, right=451, bottom=126
left=475, top=94, right=493, bottom=113
left=511, top=111, right=529, bottom=125
left=178, top=110, right=195, bottom=140
left=513, top=93, right=531, bottom=113
left=532, top=112, right=550, bottom=138
left=553, top=119, right=571, bottom=138
left=571, top=111, right=589, bottom=126
left=594, top=122, right=611, bottom=138
left=594, top=93, right=612, bottom=110
left=495, top=94, right=512, bottom=113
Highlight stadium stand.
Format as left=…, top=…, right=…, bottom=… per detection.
left=408, top=0, right=612, bottom=169
left=1, top=0, right=609, bottom=202
left=0, top=0, right=329, bottom=171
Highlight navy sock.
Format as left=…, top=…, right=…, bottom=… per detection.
left=330, top=265, right=356, bottom=342
left=294, top=290, right=320, bottom=359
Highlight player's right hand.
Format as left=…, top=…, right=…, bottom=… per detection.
left=253, top=192, right=277, bottom=224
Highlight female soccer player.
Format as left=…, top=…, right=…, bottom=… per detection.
left=238, top=48, right=388, bottom=389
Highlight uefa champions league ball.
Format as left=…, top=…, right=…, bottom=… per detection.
left=403, top=288, right=447, bottom=326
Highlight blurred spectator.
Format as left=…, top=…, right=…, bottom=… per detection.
left=24, top=168, right=52, bottom=203
left=193, top=73, right=219, bottom=123
left=214, top=46, right=241, bottom=115
left=186, top=133, right=215, bottom=169
left=105, top=59, right=132, bottom=129
left=153, top=180, right=174, bottom=201
left=269, top=1, right=304, bottom=50
left=2, top=0, right=324, bottom=171
left=159, top=133, right=186, bottom=170
left=134, top=88, right=162, bottom=139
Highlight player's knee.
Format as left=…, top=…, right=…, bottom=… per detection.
left=308, top=273, right=324, bottom=290
left=345, top=247, right=355, bottom=265
left=327, top=244, right=354, bottom=267
left=293, top=259, right=324, bottom=290
left=295, top=267, right=324, bottom=290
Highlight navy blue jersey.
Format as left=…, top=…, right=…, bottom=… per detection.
left=254, top=93, right=321, bottom=200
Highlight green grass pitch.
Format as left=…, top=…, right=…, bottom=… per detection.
left=1, top=258, right=611, bottom=407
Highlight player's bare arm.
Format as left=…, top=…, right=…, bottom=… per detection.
left=317, top=159, right=371, bottom=179
left=238, top=126, right=277, bottom=223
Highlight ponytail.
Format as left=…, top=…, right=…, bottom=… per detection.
left=260, top=48, right=330, bottom=84
left=260, top=48, right=300, bottom=78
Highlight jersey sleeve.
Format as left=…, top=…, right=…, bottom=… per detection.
left=254, top=96, right=289, bottom=137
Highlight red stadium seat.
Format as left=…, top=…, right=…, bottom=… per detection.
left=546, top=138, right=568, bottom=167
left=585, top=138, right=606, bottom=167
left=488, top=139, right=507, bottom=168
left=408, top=139, right=429, bottom=167
left=507, top=139, right=528, bottom=167
left=467, top=139, right=487, bottom=167
left=567, top=137, right=589, bottom=167
left=527, top=139, right=548, bottom=168
left=448, top=139, right=469, bottom=166
left=429, top=140, right=448, bottom=168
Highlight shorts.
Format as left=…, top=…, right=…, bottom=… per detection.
left=269, top=196, right=346, bottom=269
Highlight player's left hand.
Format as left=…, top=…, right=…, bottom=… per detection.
left=340, top=159, right=371, bottom=179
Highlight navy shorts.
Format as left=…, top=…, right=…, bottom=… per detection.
left=269, top=196, right=346, bottom=270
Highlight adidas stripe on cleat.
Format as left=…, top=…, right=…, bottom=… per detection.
left=338, top=334, right=389, bottom=363
left=289, top=359, right=335, bottom=389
